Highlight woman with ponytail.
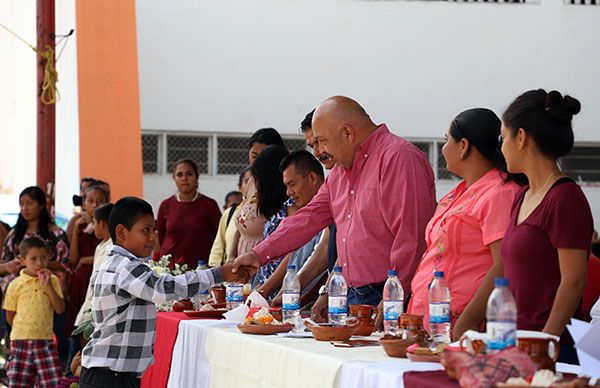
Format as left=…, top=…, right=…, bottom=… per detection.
left=498, top=89, right=592, bottom=364
left=408, top=108, right=522, bottom=337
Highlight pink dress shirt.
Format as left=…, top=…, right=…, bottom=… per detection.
left=253, top=124, right=436, bottom=290
left=408, top=169, right=519, bottom=331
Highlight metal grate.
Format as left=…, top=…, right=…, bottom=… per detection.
left=411, top=141, right=432, bottom=161
left=560, top=145, right=600, bottom=182
left=142, top=134, right=159, bottom=174
left=217, top=137, right=249, bottom=175
left=283, top=138, right=308, bottom=153
left=166, top=135, right=209, bottom=174
left=564, top=0, right=599, bottom=4
left=437, top=143, right=459, bottom=181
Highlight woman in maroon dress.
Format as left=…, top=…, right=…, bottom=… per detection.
left=157, top=159, right=221, bottom=268
left=499, top=89, right=593, bottom=364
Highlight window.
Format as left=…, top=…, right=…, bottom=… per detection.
left=142, top=132, right=306, bottom=176
left=166, top=135, right=210, bottom=174
left=560, top=145, right=600, bottom=182
left=141, top=134, right=159, bottom=174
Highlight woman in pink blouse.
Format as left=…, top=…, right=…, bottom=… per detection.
left=408, top=108, right=524, bottom=338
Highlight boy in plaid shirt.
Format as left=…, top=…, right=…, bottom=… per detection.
left=3, top=236, right=65, bottom=387
left=80, top=197, right=249, bottom=388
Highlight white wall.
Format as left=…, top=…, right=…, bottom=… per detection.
left=0, top=1, right=80, bottom=221
left=136, top=0, right=600, bottom=139
left=0, top=0, right=37, bottom=204
left=136, top=0, right=600, bottom=224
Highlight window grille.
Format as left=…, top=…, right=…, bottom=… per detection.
left=166, top=135, right=209, bottom=174
left=141, top=134, right=159, bottom=174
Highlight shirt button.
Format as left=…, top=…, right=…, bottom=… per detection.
left=266, top=255, right=271, bottom=259
left=347, top=214, right=351, bottom=219
left=364, top=154, right=368, bottom=158
left=342, top=238, right=346, bottom=242
left=343, top=263, right=347, bottom=267
left=350, top=190, right=355, bottom=195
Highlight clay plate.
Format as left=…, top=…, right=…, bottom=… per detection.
left=183, top=309, right=227, bottom=318
left=407, top=352, right=442, bottom=363
left=237, top=324, right=295, bottom=335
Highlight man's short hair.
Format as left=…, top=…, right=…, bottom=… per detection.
left=300, top=109, right=315, bottom=133
left=279, top=150, right=324, bottom=180
left=19, top=235, right=50, bottom=258
left=94, top=203, right=114, bottom=223
left=108, top=197, right=154, bottom=242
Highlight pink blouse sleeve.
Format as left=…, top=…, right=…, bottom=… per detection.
left=477, top=183, right=519, bottom=246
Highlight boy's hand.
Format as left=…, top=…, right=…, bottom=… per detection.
left=37, top=269, right=51, bottom=287
left=221, top=261, right=251, bottom=283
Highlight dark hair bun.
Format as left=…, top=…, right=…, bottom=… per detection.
left=544, top=90, right=581, bottom=123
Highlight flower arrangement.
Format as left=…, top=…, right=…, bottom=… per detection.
left=148, top=253, right=189, bottom=276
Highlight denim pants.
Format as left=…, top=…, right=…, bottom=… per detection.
left=347, top=283, right=384, bottom=306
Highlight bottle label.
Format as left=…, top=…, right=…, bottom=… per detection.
left=226, top=284, right=244, bottom=303
left=429, top=302, right=450, bottom=323
left=487, top=321, right=516, bottom=350
left=282, top=292, right=300, bottom=311
left=383, top=300, right=403, bottom=321
left=328, top=296, right=347, bottom=314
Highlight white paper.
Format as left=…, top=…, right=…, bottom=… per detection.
left=246, top=291, right=270, bottom=309
left=567, top=318, right=600, bottom=378
left=222, top=304, right=250, bottom=323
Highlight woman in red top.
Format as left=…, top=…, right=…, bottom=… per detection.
left=157, top=159, right=221, bottom=268
left=499, top=89, right=593, bottom=364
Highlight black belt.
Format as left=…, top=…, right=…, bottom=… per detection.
left=349, top=281, right=385, bottom=295
left=95, top=367, right=139, bottom=378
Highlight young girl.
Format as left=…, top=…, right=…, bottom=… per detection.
left=66, top=184, right=109, bottom=352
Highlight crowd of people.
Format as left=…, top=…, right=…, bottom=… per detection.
left=0, top=89, right=598, bottom=387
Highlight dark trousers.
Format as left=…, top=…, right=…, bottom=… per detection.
left=347, top=283, right=385, bottom=306
left=80, top=367, right=140, bottom=388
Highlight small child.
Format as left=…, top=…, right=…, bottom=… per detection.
left=3, top=236, right=65, bottom=387
left=80, top=197, right=249, bottom=387
left=74, top=203, right=114, bottom=332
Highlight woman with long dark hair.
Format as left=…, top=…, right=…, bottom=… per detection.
left=498, top=89, right=592, bottom=364
left=233, top=145, right=289, bottom=260
left=408, top=108, right=523, bottom=338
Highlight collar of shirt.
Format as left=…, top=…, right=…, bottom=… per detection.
left=341, top=124, right=389, bottom=176
left=107, top=245, right=142, bottom=262
left=18, top=269, right=38, bottom=282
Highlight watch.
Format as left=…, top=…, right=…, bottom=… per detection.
left=318, top=285, right=328, bottom=296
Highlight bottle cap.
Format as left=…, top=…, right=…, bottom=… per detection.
left=287, top=265, right=297, bottom=270
left=333, top=266, right=342, bottom=273
left=434, top=271, right=444, bottom=278
left=494, top=277, right=509, bottom=287
left=388, top=270, right=397, bottom=276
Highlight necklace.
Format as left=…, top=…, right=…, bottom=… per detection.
left=520, top=170, right=561, bottom=218
left=176, top=191, right=199, bottom=203
left=529, top=170, right=560, bottom=197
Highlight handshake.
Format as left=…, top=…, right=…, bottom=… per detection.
left=220, top=251, right=262, bottom=284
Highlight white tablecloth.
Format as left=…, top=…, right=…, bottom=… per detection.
left=167, top=319, right=582, bottom=388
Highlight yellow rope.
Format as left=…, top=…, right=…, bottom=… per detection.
left=0, top=20, right=59, bottom=105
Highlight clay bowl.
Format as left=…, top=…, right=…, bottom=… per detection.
left=210, top=286, right=226, bottom=304
left=378, top=333, right=419, bottom=358
left=304, top=319, right=359, bottom=342
left=172, top=298, right=194, bottom=312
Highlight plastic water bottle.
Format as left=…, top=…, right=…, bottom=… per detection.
left=383, top=269, right=404, bottom=334
left=429, top=271, right=451, bottom=344
left=282, top=265, right=301, bottom=329
left=192, top=261, right=211, bottom=308
left=328, top=266, right=348, bottom=326
left=226, top=283, right=244, bottom=310
left=486, top=277, right=517, bottom=353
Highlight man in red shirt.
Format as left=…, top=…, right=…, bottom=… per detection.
left=233, top=96, right=436, bottom=317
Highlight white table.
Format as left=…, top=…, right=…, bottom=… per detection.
left=167, top=319, right=581, bottom=388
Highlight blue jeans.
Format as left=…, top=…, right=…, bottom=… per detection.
left=347, top=283, right=384, bottom=306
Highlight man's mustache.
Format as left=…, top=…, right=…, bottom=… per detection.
left=318, top=153, right=333, bottom=162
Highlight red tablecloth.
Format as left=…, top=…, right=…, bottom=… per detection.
left=403, top=370, right=458, bottom=388
left=141, top=312, right=195, bottom=388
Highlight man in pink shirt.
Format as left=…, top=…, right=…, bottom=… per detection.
left=233, top=96, right=436, bottom=318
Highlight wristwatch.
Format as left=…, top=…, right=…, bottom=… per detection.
left=318, top=285, right=328, bottom=296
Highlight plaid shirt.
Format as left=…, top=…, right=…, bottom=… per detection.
left=81, top=245, right=223, bottom=373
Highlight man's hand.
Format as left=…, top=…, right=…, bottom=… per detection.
left=221, top=261, right=252, bottom=283
left=374, top=300, right=384, bottom=331
left=232, top=251, right=261, bottom=275
left=310, top=294, right=328, bottom=323
left=271, top=291, right=282, bottom=307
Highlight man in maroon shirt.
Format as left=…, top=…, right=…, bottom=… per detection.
left=233, top=96, right=436, bottom=317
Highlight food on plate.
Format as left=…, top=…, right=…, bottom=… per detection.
left=498, top=370, right=562, bottom=387
left=408, top=342, right=447, bottom=355
left=242, top=307, right=283, bottom=326
left=199, top=304, right=215, bottom=311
